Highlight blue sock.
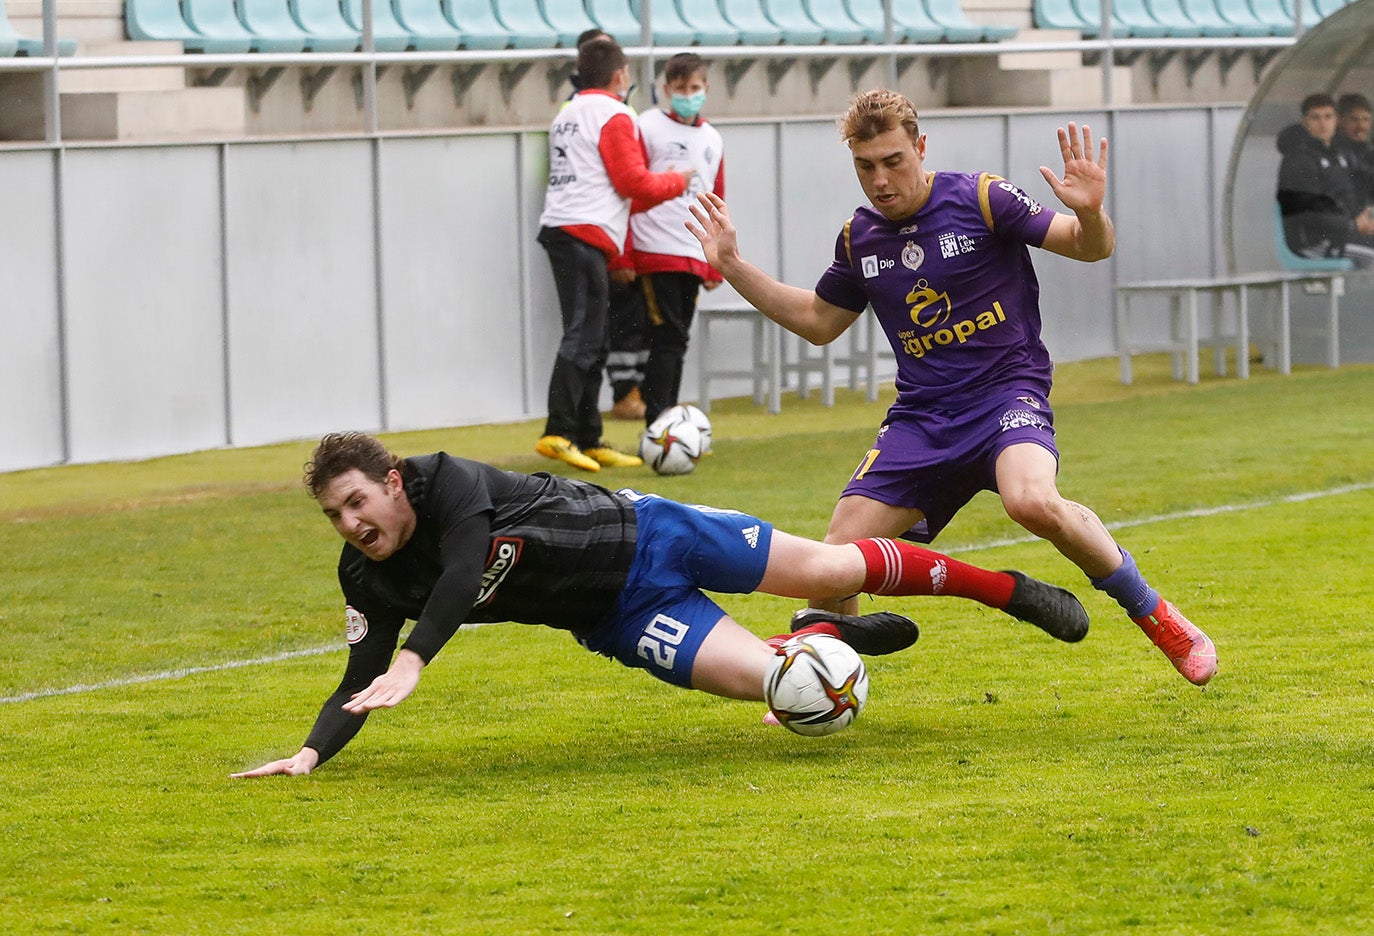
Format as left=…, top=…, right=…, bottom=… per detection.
left=1090, top=548, right=1160, bottom=618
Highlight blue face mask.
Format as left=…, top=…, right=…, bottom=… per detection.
left=670, top=91, right=707, bottom=121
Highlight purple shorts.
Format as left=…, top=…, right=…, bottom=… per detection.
left=840, top=387, right=1059, bottom=543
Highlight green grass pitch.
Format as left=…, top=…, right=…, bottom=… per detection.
left=2, top=356, right=1373, bottom=934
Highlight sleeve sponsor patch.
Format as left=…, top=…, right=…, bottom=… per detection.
left=345, top=605, right=369, bottom=644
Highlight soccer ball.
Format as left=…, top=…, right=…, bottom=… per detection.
left=764, top=633, right=868, bottom=737
left=648, top=403, right=712, bottom=456
left=639, top=418, right=705, bottom=476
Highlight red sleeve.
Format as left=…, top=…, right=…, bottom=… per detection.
left=610, top=227, right=635, bottom=272
left=713, top=153, right=726, bottom=200
left=600, top=113, right=687, bottom=209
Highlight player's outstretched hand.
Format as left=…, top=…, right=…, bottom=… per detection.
left=686, top=192, right=739, bottom=271
left=231, top=748, right=319, bottom=778
left=1039, top=121, right=1108, bottom=216
left=341, top=650, right=424, bottom=714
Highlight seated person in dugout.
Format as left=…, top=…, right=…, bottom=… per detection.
left=1277, top=92, right=1374, bottom=267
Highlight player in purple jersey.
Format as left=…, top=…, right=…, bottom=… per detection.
left=686, top=89, right=1216, bottom=687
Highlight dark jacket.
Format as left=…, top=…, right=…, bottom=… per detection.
left=1276, top=123, right=1359, bottom=256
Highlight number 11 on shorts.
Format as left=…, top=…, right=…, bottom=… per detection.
left=852, top=448, right=881, bottom=481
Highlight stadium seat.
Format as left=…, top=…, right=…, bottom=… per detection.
left=341, top=0, right=417, bottom=49
left=925, top=0, right=1017, bottom=39
left=1274, top=203, right=1355, bottom=272
left=846, top=0, right=933, bottom=41
left=288, top=0, right=362, bottom=49
left=392, top=0, right=465, bottom=49
left=1210, top=0, right=1276, bottom=33
left=182, top=0, right=262, bottom=51
left=442, top=0, right=515, bottom=47
left=236, top=0, right=311, bottom=52
left=1173, top=0, right=1244, bottom=35
left=1032, top=0, right=1097, bottom=34
left=675, top=0, right=742, bottom=45
left=538, top=0, right=598, bottom=45
left=716, top=0, right=782, bottom=42
left=1072, top=0, right=1169, bottom=37
left=627, top=0, right=697, bottom=43
left=583, top=0, right=641, bottom=45
left=1312, top=0, right=1348, bottom=18
left=492, top=0, right=562, bottom=46
left=1245, top=0, right=1296, bottom=34
left=1, top=0, right=78, bottom=55
left=126, top=0, right=251, bottom=50
left=802, top=0, right=871, bottom=42
left=759, top=0, right=825, bottom=43
left=1142, top=0, right=1204, bottom=35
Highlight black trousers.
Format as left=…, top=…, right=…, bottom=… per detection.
left=606, top=277, right=649, bottom=402
left=639, top=271, right=702, bottom=426
left=538, top=226, right=609, bottom=449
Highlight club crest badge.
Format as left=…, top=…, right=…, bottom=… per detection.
left=901, top=240, right=925, bottom=272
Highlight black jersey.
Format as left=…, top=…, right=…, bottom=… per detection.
left=304, top=452, right=638, bottom=763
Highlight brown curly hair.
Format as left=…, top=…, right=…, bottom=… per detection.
left=838, top=89, right=921, bottom=146
left=303, top=432, right=405, bottom=500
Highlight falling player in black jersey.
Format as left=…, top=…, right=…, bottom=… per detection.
left=233, top=431, right=1088, bottom=777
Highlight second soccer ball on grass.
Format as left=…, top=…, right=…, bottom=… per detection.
left=639, top=405, right=712, bottom=476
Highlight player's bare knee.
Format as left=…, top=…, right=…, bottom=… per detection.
left=1002, top=489, right=1068, bottom=538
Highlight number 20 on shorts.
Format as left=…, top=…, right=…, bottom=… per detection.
left=637, top=613, right=690, bottom=672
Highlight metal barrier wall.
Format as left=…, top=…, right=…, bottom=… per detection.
left=0, top=103, right=1242, bottom=472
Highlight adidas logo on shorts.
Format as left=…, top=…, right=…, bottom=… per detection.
left=741, top=525, right=760, bottom=548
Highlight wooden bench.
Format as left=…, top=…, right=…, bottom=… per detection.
left=1115, top=271, right=1346, bottom=385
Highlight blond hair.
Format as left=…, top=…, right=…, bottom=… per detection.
left=838, top=90, right=920, bottom=146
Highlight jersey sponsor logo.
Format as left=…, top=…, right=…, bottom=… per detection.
left=906, top=279, right=953, bottom=327
left=861, top=254, right=894, bottom=278
left=896, top=301, right=1008, bottom=360
left=1017, top=395, right=1043, bottom=409
left=938, top=231, right=978, bottom=259
left=997, top=180, right=1043, bottom=215
left=901, top=241, right=925, bottom=272
left=741, top=524, right=761, bottom=548
left=476, top=537, right=525, bottom=606
left=345, top=605, right=368, bottom=644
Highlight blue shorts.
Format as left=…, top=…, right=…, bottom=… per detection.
left=578, top=491, right=774, bottom=688
left=840, top=387, right=1058, bottom=543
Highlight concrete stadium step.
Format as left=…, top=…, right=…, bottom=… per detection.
left=8, top=0, right=128, bottom=44
left=57, top=42, right=190, bottom=94
left=950, top=59, right=1133, bottom=107
left=0, top=78, right=245, bottom=140
left=996, top=29, right=1087, bottom=71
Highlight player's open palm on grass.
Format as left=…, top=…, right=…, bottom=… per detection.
left=1039, top=121, right=1108, bottom=216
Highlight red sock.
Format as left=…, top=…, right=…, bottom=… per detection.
left=765, top=621, right=841, bottom=651
left=855, top=538, right=1015, bottom=608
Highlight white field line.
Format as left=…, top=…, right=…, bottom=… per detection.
left=4, top=480, right=1371, bottom=706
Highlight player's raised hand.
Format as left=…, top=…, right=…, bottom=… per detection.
left=1039, top=122, right=1108, bottom=216
left=231, top=748, right=319, bottom=778
left=341, top=649, right=424, bottom=714
left=686, top=192, right=739, bottom=270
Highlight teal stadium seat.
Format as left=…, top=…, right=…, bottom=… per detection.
left=718, top=0, right=784, bottom=43
left=802, top=0, right=871, bottom=42
left=1032, top=0, right=1098, bottom=35
left=627, top=0, right=696, bottom=43
left=675, top=0, right=742, bottom=45
left=759, top=0, right=825, bottom=43
left=342, top=0, right=417, bottom=49
left=288, top=0, right=362, bottom=50
left=846, top=0, right=942, bottom=41
left=236, top=0, right=310, bottom=51
left=392, top=0, right=464, bottom=49
left=1173, top=0, right=1245, bottom=35
left=442, top=0, right=515, bottom=47
left=1, top=0, right=77, bottom=54
left=126, top=0, right=251, bottom=50
left=1142, top=0, right=1204, bottom=34
left=1210, top=0, right=1275, bottom=32
left=1278, top=0, right=1335, bottom=22
left=1072, top=0, right=1169, bottom=37
left=583, top=0, right=641, bottom=45
left=1245, top=0, right=1295, bottom=34
left=181, top=0, right=261, bottom=50
left=492, top=0, right=562, bottom=46
left=538, top=0, right=598, bottom=45
left=924, top=0, right=1016, bottom=39
left=1274, top=203, right=1355, bottom=272
left=1312, top=0, right=1348, bottom=18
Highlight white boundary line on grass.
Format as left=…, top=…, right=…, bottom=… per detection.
left=4, top=480, right=1371, bottom=706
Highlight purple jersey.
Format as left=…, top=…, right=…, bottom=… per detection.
left=815, top=171, right=1057, bottom=412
